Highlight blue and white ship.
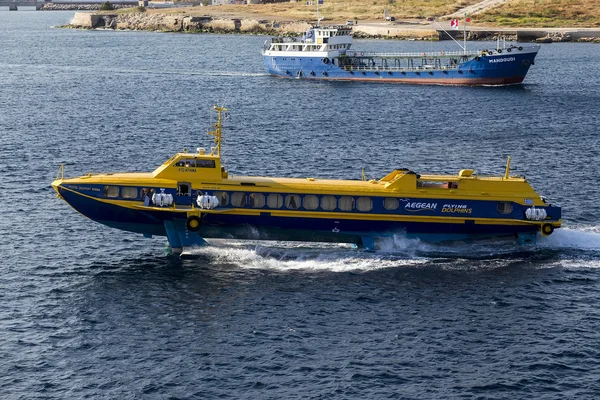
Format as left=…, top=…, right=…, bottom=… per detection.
left=262, top=25, right=540, bottom=86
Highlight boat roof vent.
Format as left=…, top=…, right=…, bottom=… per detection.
left=459, top=169, right=475, bottom=177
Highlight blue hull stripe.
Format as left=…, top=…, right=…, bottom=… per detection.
left=59, top=186, right=544, bottom=243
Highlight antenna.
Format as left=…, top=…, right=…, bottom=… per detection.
left=208, top=105, right=228, bottom=157
left=504, top=156, right=511, bottom=179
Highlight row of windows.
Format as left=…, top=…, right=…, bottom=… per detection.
left=103, top=186, right=516, bottom=215
left=173, top=159, right=215, bottom=168
left=104, top=186, right=152, bottom=200
left=215, top=191, right=392, bottom=212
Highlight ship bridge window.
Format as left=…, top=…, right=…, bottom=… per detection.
left=175, top=159, right=215, bottom=168
left=303, top=195, right=319, bottom=210
left=250, top=193, right=265, bottom=208
left=384, top=198, right=399, bottom=210
left=268, top=194, right=283, bottom=208
left=356, top=197, right=373, bottom=212
left=122, top=187, right=138, bottom=199
left=213, top=191, right=229, bottom=206
left=231, top=192, right=247, bottom=207
left=103, top=186, right=119, bottom=198
left=321, top=196, right=337, bottom=211
left=285, top=194, right=301, bottom=210
left=194, top=159, right=216, bottom=168
left=339, top=196, right=354, bottom=211
left=497, top=202, right=513, bottom=214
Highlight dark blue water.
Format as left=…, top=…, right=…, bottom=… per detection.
left=1, top=11, right=600, bottom=399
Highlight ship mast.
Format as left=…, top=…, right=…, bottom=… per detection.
left=463, top=13, right=467, bottom=55
left=208, top=105, right=227, bottom=156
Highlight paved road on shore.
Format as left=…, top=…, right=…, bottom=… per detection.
left=444, top=0, right=511, bottom=18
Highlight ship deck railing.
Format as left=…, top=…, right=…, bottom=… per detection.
left=342, top=65, right=460, bottom=72
left=345, top=50, right=483, bottom=58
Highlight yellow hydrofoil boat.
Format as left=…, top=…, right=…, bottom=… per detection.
left=52, top=106, right=561, bottom=254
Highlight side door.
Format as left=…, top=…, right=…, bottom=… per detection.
left=175, top=181, right=192, bottom=206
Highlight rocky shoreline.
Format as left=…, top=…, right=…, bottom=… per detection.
left=42, top=4, right=131, bottom=11
left=65, top=13, right=314, bottom=37
left=63, top=12, right=600, bottom=43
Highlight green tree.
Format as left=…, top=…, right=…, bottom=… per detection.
left=99, top=1, right=114, bottom=10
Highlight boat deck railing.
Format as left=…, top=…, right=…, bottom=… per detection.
left=345, top=50, right=482, bottom=58
left=341, top=65, right=460, bottom=72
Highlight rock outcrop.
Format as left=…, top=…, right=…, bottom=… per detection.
left=66, top=12, right=312, bottom=35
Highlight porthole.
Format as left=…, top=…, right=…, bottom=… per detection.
left=104, top=186, right=119, bottom=198
left=338, top=196, right=354, bottom=211
left=231, top=192, right=247, bottom=207
left=497, top=202, right=513, bottom=214
left=249, top=193, right=265, bottom=208
left=321, top=195, right=337, bottom=211
left=122, top=187, right=138, bottom=199
left=384, top=198, right=399, bottom=210
left=356, top=197, right=373, bottom=212
left=285, top=194, right=301, bottom=210
left=303, top=195, right=319, bottom=210
left=267, top=194, right=283, bottom=208
left=213, top=191, right=229, bottom=206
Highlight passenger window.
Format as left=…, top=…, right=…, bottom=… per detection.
left=267, top=194, right=283, bottom=208
left=249, top=193, right=265, bottom=208
left=303, top=195, right=319, bottom=210
left=384, top=198, right=399, bottom=210
left=339, top=196, right=354, bottom=211
left=104, top=186, right=119, bottom=198
left=231, top=192, right=247, bottom=207
left=213, top=191, right=229, bottom=206
left=356, top=197, right=372, bottom=212
left=321, top=195, right=337, bottom=211
left=497, top=202, right=513, bottom=214
left=122, top=187, right=138, bottom=199
left=286, top=195, right=301, bottom=210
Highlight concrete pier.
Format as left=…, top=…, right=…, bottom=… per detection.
left=0, top=0, right=43, bottom=10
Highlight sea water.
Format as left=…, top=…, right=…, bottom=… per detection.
left=1, top=11, right=599, bottom=398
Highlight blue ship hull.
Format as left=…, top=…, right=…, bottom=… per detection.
left=264, top=50, right=537, bottom=86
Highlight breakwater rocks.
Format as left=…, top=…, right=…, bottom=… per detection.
left=41, top=4, right=130, bottom=11
left=68, top=12, right=312, bottom=35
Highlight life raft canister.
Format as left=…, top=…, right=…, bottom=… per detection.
left=186, top=215, right=202, bottom=232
